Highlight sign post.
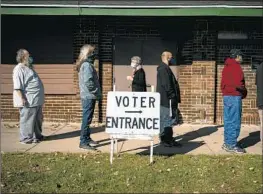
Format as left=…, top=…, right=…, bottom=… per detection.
left=106, top=91, right=160, bottom=164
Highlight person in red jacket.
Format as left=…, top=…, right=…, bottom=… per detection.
left=221, top=49, right=247, bottom=153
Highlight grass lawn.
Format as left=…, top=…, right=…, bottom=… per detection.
left=1, top=152, right=262, bottom=193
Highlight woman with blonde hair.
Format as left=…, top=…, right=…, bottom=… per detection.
left=76, top=44, right=101, bottom=150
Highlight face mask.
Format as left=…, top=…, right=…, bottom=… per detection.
left=239, top=56, right=243, bottom=63
left=131, top=62, right=137, bottom=68
left=87, top=53, right=96, bottom=63
left=169, top=57, right=176, bottom=65
left=28, top=56, right=34, bottom=68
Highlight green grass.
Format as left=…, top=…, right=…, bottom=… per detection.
left=1, top=153, right=262, bottom=193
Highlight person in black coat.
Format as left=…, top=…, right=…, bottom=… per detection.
left=256, top=62, right=263, bottom=140
left=127, top=56, right=147, bottom=92
left=157, top=51, right=181, bottom=147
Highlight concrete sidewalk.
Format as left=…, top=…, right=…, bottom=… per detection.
left=1, top=122, right=262, bottom=155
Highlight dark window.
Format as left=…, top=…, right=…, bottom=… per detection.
left=1, top=15, right=74, bottom=64
left=113, top=38, right=178, bottom=65
left=113, top=38, right=142, bottom=65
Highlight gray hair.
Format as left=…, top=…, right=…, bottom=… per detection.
left=131, top=56, right=142, bottom=65
left=16, top=49, right=27, bottom=63
left=76, top=44, right=95, bottom=72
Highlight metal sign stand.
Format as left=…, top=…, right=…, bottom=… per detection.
left=110, top=135, right=154, bottom=164
left=109, top=85, right=156, bottom=164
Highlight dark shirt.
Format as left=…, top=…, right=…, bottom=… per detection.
left=132, top=68, right=147, bottom=92
left=156, top=62, right=181, bottom=108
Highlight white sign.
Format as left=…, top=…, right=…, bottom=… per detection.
left=106, top=91, right=160, bottom=136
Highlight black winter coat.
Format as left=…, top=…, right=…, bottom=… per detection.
left=132, top=68, right=147, bottom=92
left=156, top=63, right=181, bottom=108
left=256, top=63, right=263, bottom=109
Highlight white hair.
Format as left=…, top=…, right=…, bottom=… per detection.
left=16, top=49, right=28, bottom=63
left=76, top=44, right=95, bottom=72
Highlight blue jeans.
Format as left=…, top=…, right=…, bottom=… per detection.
left=160, top=106, right=176, bottom=138
left=80, top=98, right=96, bottom=145
left=223, top=96, right=242, bottom=147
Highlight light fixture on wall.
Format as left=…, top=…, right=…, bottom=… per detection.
left=218, top=31, right=248, bottom=39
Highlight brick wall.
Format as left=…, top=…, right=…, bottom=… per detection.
left=101, top=63, right=113, bottom=122
left=1, top=94, right=81, bottom=122
left=1, top=16, right=262, bottom=125
left=173, top=62, right=216, bottom=124
left=2, top=61, right=259, bottom=125
left=1, top=61, right=100, bottom=123
left=1, top=95, right=20, bottom=121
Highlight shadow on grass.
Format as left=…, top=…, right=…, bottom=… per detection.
left=126, top=141, right=206, bottom=157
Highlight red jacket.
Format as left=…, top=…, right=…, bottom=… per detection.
left=221, top=58, right=246, bottom=96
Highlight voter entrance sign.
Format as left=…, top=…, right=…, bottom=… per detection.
left=106, top=91, right=160, bottom=164
left=106, top=92, right=160, bottom=135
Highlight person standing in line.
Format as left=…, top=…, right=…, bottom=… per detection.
left=76, top=44, right=101, bottom=150
left=221, top=49, right=247, bottom=154
left=156, top=51, right=182, bottom=147
left=169, top=57, right=181, bottom=126
left=127, top=56, right=147, bottom=92
left=13, top=49, right=45, bottom=144
left=256, top=62, right=263, bottom=141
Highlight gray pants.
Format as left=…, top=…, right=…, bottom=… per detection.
left=259, top=109, right=263, bottom=141
left=19, top=105, right=43, bottom=143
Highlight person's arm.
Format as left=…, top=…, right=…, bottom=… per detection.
left=83, top=62, right=98, bottom=94
left=235, top=65, right=248, bottom=99
left=236, top=65, right=246, bottom=88
left=158, top=68, right=175, bottom=99
left=132, top=70, right=146, bottom=87
left=13, top=68, right=27, bottom=105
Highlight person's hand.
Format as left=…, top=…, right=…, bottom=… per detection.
left=127, top=76, right=133, bottom=81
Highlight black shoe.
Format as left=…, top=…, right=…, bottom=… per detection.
left=20, top=140, right=32, bottom=144
left=32, top=139, right=40, bottom=143
left=222, top=144, right=246, bottom=154
left=39, top=135, right=46, bottom=141
left=79, top=144, right=96, bottom=150
left=160, top=141, right=173, bottom=147
left=89, top=139, right=99, bottom=147
left=32, top=136, right=46, bottom=143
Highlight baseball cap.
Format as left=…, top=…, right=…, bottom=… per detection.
left=230, top=49, right=243, bottom=58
